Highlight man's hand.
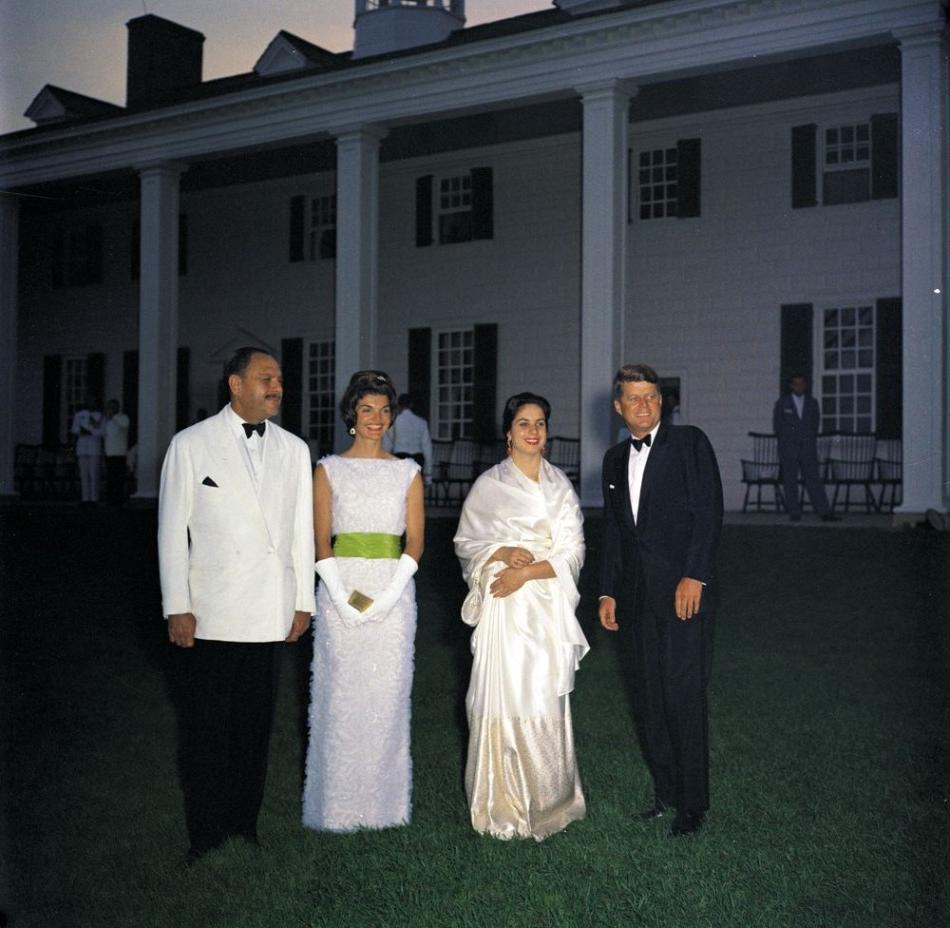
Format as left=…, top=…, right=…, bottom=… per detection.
left=168, top=613, right=197, bottom=648
left=490, top=567, right=527, bottom=598
left=674, top=578, right=704, bottom=621
left=285, top=610, right=312, bottom=642
left=599, top=596, right=619, bottom=632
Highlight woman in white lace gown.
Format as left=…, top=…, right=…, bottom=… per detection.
left=454, top=393, right=589, bottom=841
left=302, top=371, right=424, bottom=832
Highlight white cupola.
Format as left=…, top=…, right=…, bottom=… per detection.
left=353, top=0, right=465, bottom=59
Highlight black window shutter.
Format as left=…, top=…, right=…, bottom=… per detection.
left=178, top=213, right=188, bottom=276
left=86, top=224, right=104, bottom=284
left=472, top=323, right=498, bottom=444
left=51, top=229, right=65, bottom=288
left=42, top=355, right=62, bottom=447
left=780, top=303, right=813, bottom=394
left=791, top=124, right=818, bottom=209
left=289, top=195, right=305, bottom=262
left=676, top=139, right=701, bottom=218
left=176, top=346, right=190, bottom=431
left=415, top=176, right=433, bottom=247
left=471, top=167, right=494, bottom=240
left=870, top=113, right=899, bottom=201
left=875, top=298, right=902, bottom=439
left=408, top=327, right=432, bottom=421
left=123, top=349, right=139, bottom=447
left=626, top=148, right=633, bottom=223
left=281, top=337, right=304, bottom=437
left=86, top=352, right=105, bottom=405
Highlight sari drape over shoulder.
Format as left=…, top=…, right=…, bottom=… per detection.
left=454, top=457, right=589, bottom=840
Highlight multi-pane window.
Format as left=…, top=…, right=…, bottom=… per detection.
left=52, top=226, right=103, bottom=287
left=435, top=329, right=474, bottom=439
left=637, top=148, right=678, bottom=220
left=822, top=123, right=871, bottom=205
left=63, top=357, right=87, bottom=434
left=307, top=341, right=336, bottom=453
left=821, top=304, right=875, bottom=433
left=309, top=195, right=337, bottom=260
left=437, top=173, right=473, bottom=244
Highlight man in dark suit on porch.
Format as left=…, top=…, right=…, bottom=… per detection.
left=773, top=373, right=840, bottom=522
left=598, top=363, right=723, bottom=837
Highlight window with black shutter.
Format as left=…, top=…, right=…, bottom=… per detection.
left=416, top=168, right=494, bottom=246
left=633, top=139, right=701, bottom=220
left=791, top=114, right=898, bottom=209
left=53, top=225, right=104, bottom=287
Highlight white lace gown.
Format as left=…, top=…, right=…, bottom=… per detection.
left=302, top=455, right=419, bottom=831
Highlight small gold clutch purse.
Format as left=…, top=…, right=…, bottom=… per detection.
left=347, top=590, right=374, bottom=613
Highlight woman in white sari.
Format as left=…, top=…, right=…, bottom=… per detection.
left=454, top=392, right=589, bottom=841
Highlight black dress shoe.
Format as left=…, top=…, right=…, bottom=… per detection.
left=670, top=811, right=705, bottom=837
left=639, top=801, right=671, bottom=821
left=821, top=513, right=842, bottom=522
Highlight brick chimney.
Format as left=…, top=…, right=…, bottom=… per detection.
left=126, top=14, right=204, bottom=109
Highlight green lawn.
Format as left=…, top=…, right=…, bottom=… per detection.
left=1, top=507, right=947, bottom=928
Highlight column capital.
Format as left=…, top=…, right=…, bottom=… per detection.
left=575, top=78, right=639, bottom=102
left=330, top=124, right=389, bottom=146
left=893, top=21, right=949, bottom=51
left=134, top=160, right=188, bottom=180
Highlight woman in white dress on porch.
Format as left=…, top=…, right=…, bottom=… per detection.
left=302, top=371, right=424, bottom=831
left=454, top=392, right=589, bottom=841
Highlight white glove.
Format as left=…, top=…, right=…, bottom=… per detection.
left=362, top=554, right=418, bottom=623
left=315, top=557, right=364, bottom=627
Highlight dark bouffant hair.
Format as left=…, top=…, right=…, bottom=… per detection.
left=339, top=370, right=397, bottom=430
left=502, top=392, right=552, bottom=436
left=612, top=363, right=659, bottom=398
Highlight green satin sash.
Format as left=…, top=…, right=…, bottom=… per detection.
left=332, top=532, right=402, bottom=559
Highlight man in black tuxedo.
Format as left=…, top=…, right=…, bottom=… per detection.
left=773, top=374, right=839, bottom=522
left=599, top=364, right=723, bottom=837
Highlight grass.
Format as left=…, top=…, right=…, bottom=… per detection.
left=1, top=506, right=948, bottom=927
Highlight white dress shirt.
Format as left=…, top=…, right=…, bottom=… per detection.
left=791, top=393, right=805, bottom=418
left=627, top=423, right=661, bottom=523
left=383, top=408, right=433, bottom=478
left=226, top=404, right=265, bottom=490
left=103, top=413, right=130, bottom=456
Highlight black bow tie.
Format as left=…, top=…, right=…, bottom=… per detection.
left=242, top=421, right=266, bottom=439
left=630, top=433, right=652, bottom=452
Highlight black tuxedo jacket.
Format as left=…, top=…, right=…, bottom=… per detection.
left=600, top=423, right=723, bottom=618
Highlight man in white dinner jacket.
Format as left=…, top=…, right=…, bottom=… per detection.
left=159, top=346, right=315, bottom=865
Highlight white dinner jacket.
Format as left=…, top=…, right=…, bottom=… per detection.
left=158, top=405, right=316, bottom=642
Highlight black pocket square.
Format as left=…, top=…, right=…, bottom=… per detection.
left=201, top=476, right=219, bottom=487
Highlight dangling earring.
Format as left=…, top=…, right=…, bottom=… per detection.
left=348, top=427, right=356, bottom=436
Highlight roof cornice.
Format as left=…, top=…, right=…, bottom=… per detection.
left=1, top=0, right=942, bottom=189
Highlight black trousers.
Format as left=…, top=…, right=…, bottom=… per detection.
left=627, top=589, right=714, bottom=814
left=179, top=640, right=280, bottom=853
left=105, top=455, right=126, bottom=505
left=780, top=443, right=831, bottom=517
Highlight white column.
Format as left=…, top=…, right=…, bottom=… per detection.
left=577, top=80, right=633, bottom=507
left=135, top=162, right=184, bottom=499
left=896, top=26, right=949, bottom=517
left=0, top=194, right=19, bottom=497
left=333, top=125, right=386, bottom=449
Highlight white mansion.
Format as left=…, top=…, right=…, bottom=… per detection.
left=0, top=0, right=947, bottom=515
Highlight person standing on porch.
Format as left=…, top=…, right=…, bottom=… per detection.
left=383, top=393, right=433, bottom=486
left=773, top=374, right=840, bottom=523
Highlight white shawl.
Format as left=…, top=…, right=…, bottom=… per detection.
left=454, top=457, right=589, bottom=697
